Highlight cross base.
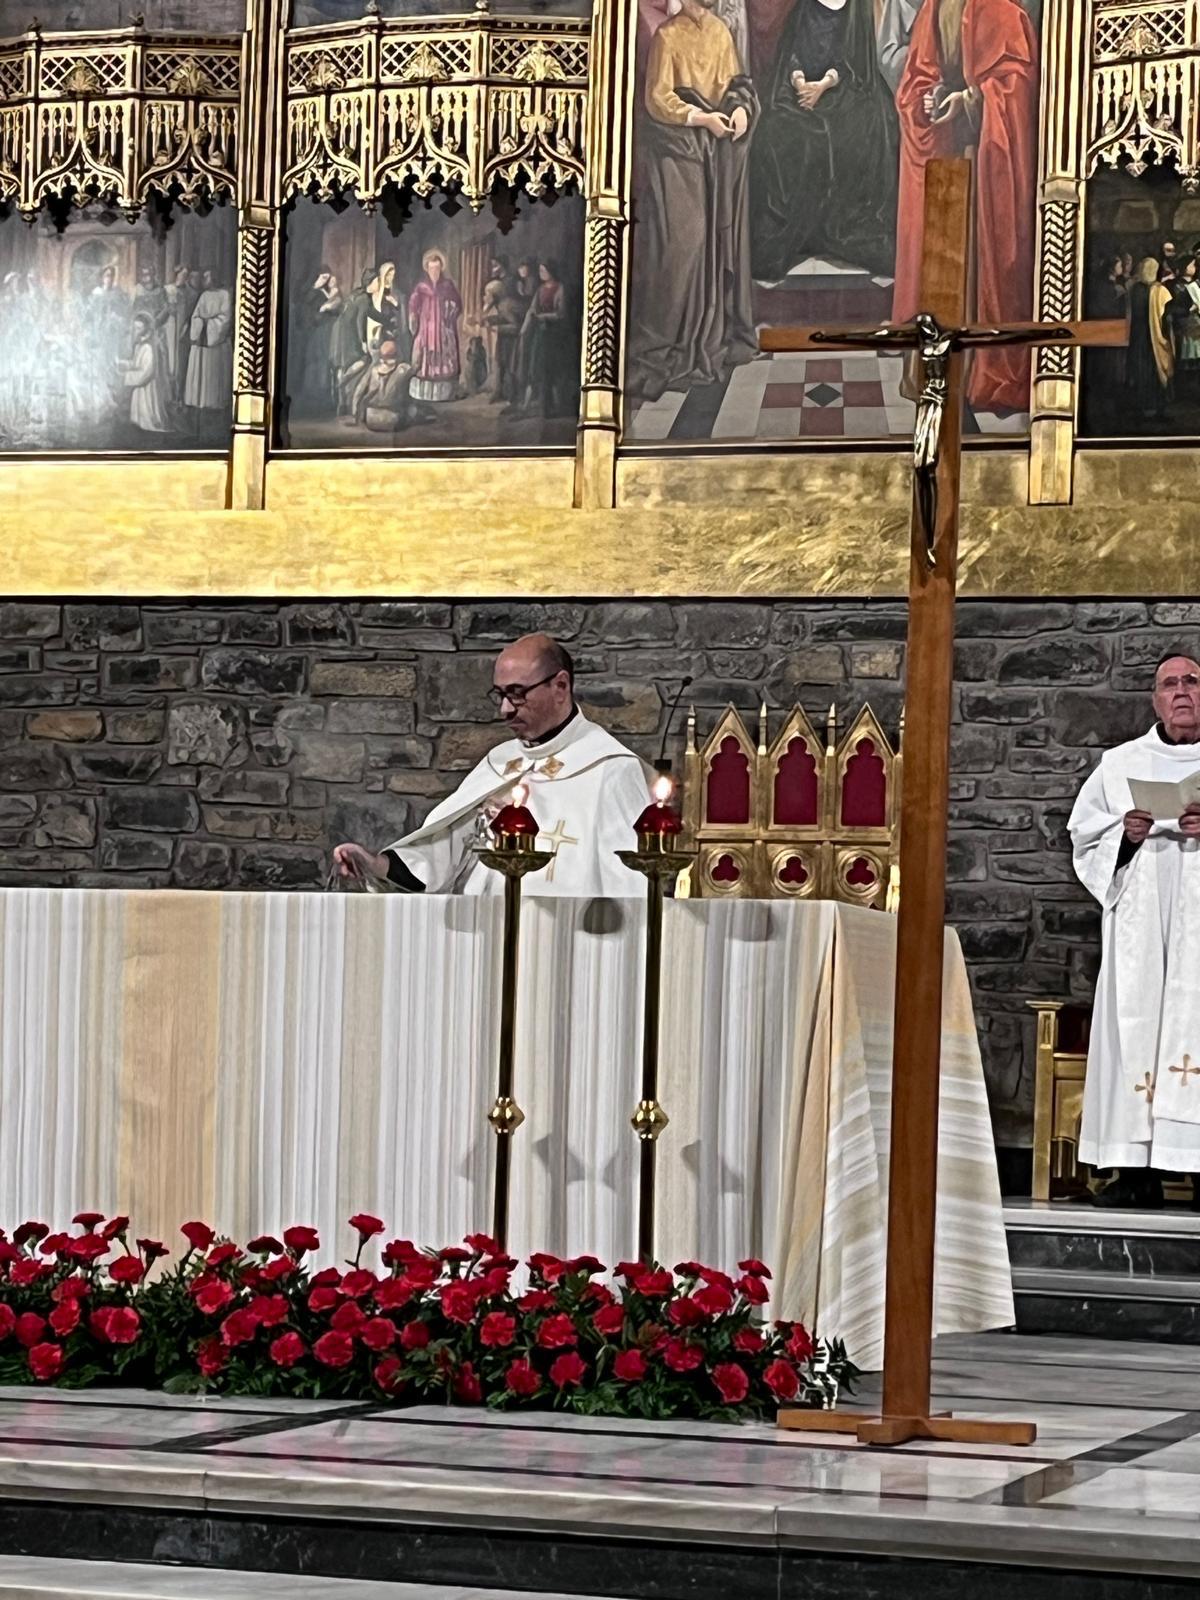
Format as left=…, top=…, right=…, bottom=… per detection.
left=776, top=1408, right=1037, bottom=1448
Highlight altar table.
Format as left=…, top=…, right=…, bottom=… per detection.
left=0, top=890, right=1014, bottom=1368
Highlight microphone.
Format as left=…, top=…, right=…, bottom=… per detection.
left=656, top=676, right=694, bottom=774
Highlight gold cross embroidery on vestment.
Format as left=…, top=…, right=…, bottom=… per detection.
left=1135, top=1072, right=1155, bottom=1104
left=1169, top=1054, right=1199, bottom=1085
left=538, top=818, right=579, bottom=883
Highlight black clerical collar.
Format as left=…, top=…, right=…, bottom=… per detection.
left=522, top=706, right=579, bottom=748
left=1156, top=720, right=1200, bottom=746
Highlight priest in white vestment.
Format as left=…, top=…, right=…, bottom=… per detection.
left=1069, top=652, right=1200, bottom=1206
left=332, top=634, right=654, bottom=897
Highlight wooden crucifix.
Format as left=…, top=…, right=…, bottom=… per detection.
left=765, top=158, right=1126, bottom=1450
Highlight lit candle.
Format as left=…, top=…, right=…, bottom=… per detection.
left=635, top=773, right=683, bottom=843
left=491, top=782, right=539, bottom=842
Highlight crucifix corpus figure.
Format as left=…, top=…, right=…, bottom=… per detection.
left=762, top=157, right=1126, bottom=1450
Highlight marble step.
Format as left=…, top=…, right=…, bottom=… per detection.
left=0, top=1559, right=618, bottom=1600
left=1012, top=1265, right=1200, bottom=1343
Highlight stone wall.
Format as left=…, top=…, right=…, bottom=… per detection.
left=0, top=597, right=1187, bottom=1146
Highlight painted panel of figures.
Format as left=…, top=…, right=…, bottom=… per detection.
left=290, top=0, right=587, bottom=23
left=1079, top=167, right=1200, bottom=439
left=624, top=0, right=1042, bottom=443
left=0, top=1, right=245, bottom=34
left=0, top=204, right=236, bottom=453
left=279, top=191, right=583, bottom=449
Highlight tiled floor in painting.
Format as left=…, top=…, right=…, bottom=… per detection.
left=1, top=1334, right=1200, bottom=1582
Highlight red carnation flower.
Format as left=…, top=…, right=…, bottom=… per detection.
left=90, top=1306, right=141, bottom=1345
left=10, top=1259, right=48, bottom=1287
left=181, top=1221, right=216, bottom=1252
left=361, top=1316, right=398, bottom=1352
left=786, top=1324, right=815, bottom=1363
left=375, top=1278, right=414, bottom=1311
left=341, top=1269, right=377, bottom=1299
left=737, top=1275, right=770, bottom=1306
left=464, top=1232, right=499, bottom=1255
left=49, top=1301, right=81, bottom=1337
left=39, top=1233, right=70, bottom=1258
left=109, top=1256, right=145, bottom=1286
left=249, top=1294, right=289, bottom=1328
left=196, top=1335, right=226, bottom=1377
left=440, top=1282, right=481, bottom=1326
left=763, top=1359, right=800, bottom=1401
left=72, top=1212, right=105, bottom=1231
left=582, top=1282, right=616, bottom=1308
left=438, top=1246, right=472, bottom=1264
left=405, top=1259, right=437, bottom=1288
left=0, top=1304, right=14, bottom=1340
left=536, top=1313, right=577, bottom=1349
left=283, top=1226, right=320, bottom=1255
left=400, top=1320, right=430, bottom=1351
left=220, top=1307, right=261, bottom=1348
left=713, top=1363, right=750, bottom=1405
left=479, top=1311, right=516, bottom=1349
left=13, top=1221, right=49, bottom=1247
left=613, top=1349, right=647, bottom=1382
left=662, top=1336, right=703, bottom=1373
left=478, top=1266, right=512, bottom=1298
left=381, top=1239, right=420, bottom=1268
left=699, top=1267, right=735, bottom=1293
left=269, top=1331, right=305, bottom=1368
left=311, top=1267, right=342, bottom=1289
left=313, top=1330, right=355, bottom=1368
left=191, top=1276, right=235, bottom=1315
left=66, top=1236, right=108, bottom=1263
left=454, top=1361, right=483, bottom=1403
left=374, top=1355, right=404, bottom=1394
left=53, top=1276, right=89, bottom=1303
left=206, top=1243, right=241, bottom=1269
left=331, top=1301, right=367, bottom=1335
left=549, top=1351, right=586, bottom=1389
left=348, top=1213, right=385, bottom=1239
left=260, top=1256, right=296, bottom=1284
left=738, top=1259, right=772, bottom=1279
left=0, top=1243, right=18, bottom=1266
left=28, top=1342, right=65, bottom=1382
left=308, top=1286, right=340, bottom=1314
left=592, top=1304, right=625, bottom=1338
left=247, top=1235, right=283, bottom=1256
left=733, top=1327, right=764, bottom=1355
left=517, top=1288, right=555, bottom=1312
left=504, top=1358, right=541, bottom=1397
left=14, top=1312, right=46, bottom=1349
left=101, top=1216, right=130, bottom=1242
left=565, top=1254, right=604, bottom=1276
left=694, top=1283, right=734, bottom=1317
left=136, top=1239, right=168, bottom=1264
left=527, top=1251, right=567, bottom=1284
left=667, top=1296, right=707, bottom=1329
left=614, top=1261, right=641, bottom=1279
left=674, top=1260, right=706, bottom=1278
left=632, top=1269, right=673, bottom=1297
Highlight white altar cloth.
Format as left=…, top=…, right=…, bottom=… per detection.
left=0, top=889, right=1014, bottom=1368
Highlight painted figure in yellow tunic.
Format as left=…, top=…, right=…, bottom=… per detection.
left=1127, top=255, right=1175, bottom=421
left=626, top=0, right=759, bottom=403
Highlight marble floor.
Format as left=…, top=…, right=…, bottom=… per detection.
left=1, top=1334, right=1200, bottom=1593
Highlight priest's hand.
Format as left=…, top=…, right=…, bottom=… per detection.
left=1123, top=808, right=1153, bottom=843
left=1180, top=802, right=1200, bottom=838
left=332, top=841, right=389, bottom=882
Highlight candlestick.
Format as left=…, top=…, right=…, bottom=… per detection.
left=477, top=785, right=553, bottom=1251
left=618, top=772, right=695, bottom=1263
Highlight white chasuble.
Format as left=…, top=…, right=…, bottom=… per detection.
left=385, top=711, right=654, bottom=897
left=1070, top=725, right=1200, bottom=1170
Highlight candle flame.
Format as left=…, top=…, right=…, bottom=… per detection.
left=511, top=781, right=529, bottom=807
left=653, top=774, right=674, bottom=805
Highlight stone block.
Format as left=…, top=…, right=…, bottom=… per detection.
left=810, top=608, right=907, bottom=642
left=974, top=961, right=1072, bottom=995
left=65, top=605, right=143, bottom=651
left=288, top=735, right=366, bottom=783
left=106, top=788, right=200, bottom=833
left=1151, top=603, right=1200, bottom=627
left=458, top=603, right=586, bottom=642
left=0, top=745, right=70, bottom=789
left=1037, top=808, right=1074, bottom=850
left=580, top=603, right=677, bottom=645
left=357, top=630, right=454, bottom=652
left=770, top=611, right=808, bottom=648
left=291, top=780, right=326, bottom=807
left=327, top=791, right=414, bottom=853
left=100, top=833, right=173, bottom=871
left=361, top=602, right=454, bottom=629
left=35, top=796, right=96, bottom=848
left=952, top=641, right=998, bottom=681
left=948, top=778, right=978, bottom=801
left=949, top=801, right=1034, bottom=830
left=948, top=726, right=1004, bottom=772
left=583, top=683, right=663, bottom=735
left=0, top=647, right=40, bottom=672
left=144, top=612, right=222, bottom=647
left=0, top=795, right=37, bottom=837
left=991, top=852, right=1079, bottom=882
left=249, top=730, right=293, bottom=767
left=1078, top=602, right=1148, bottom=631
left=708, top=650, right=767, bottom=682
left=27, top=710, right=102, bottom=741
left=202, top=806, right=324, bottom=842
left=1120, top=631, right=1198, bottom=668
left=1049, top=690, right=1149, bottom=748
left=198, top=769, right=290, bottom=805
left=236, top=848, right=326, bottom=888
left=851, top=643, right=903, bottom=679
left=67, top=747, right=162, bottom=784
left=765, top=647, right=846, bottom=700
left=104, top=656, right=198, bottom=692
left=173, top=841, right=233, bottom=888
left=955, top=603, right=1073, bottom=638
left=326, top=698, right=416, bottom=735
left=45, top=653, right=97, bottom=672
left=367, top=736, right=434, bottom=771
left=285, top=604, right=354, bottom=646
left=959, top=690, right=1043, bottom=723
left=311, top=661, right=417, bottom=699
left=997, top=637, right=1109, bottom=685
left=676, top=603, right=770, bottom=650
left=984, top=773, right=1082, bottom=800
left=0, top=849, right=94, bottom=873
left=1009, top=744, right=1093, bottom=773
left=224, top=614, right=282, bottom=645
left=956, top=924, right=1029, bottom=962
left=106, top=709, right=165, bottom=744
left=1038, top=902, right=1101, bottom=940
left=945, top=837, right=987, bottom=881
left=167, top=702, right=245, bottom=766
left=0, top=676, right=74, bottom=707
left=387, top=771, right=455, bottom=798
left=0, top=604, right=60, bottom=640
left=201, top=650, right=306, bottom=697
left=945, top=885, right=1032, bottom=920
left=418, top=656, right=492, bottom=722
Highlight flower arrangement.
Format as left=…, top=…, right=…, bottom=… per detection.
left=0, top=1213, right=857, bottom=1419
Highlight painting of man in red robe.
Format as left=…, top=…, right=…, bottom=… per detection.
left=891, top=0, right=1040, bottom=414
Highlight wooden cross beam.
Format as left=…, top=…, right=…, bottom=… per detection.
left=769, top=158, right=1126, bottom=1451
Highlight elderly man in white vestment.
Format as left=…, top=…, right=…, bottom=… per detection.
left=333, top=634, right=653, bottom=896
left=1069, top=652, right=1200, bottom=1208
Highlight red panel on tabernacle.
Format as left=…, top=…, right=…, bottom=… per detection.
left=774, top=736, right=818, bottom=825
left=707, top=736, right=752, bottom=824
left=841, top=738, right=887, bottom=826
left=779, top=855, right=808, bottom=886
left=712, top=853, right=741, bottom=883
left=846, top=856, right=877, bottom=886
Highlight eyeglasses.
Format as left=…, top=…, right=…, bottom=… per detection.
left=1159, top=674, right=1200, bottom=690
left=486, top=671, right=561, bottom=708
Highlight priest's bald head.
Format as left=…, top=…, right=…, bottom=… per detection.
left=1153, top=651, right=1200, bottom=743
left=490, top=633, right=575, bottom=743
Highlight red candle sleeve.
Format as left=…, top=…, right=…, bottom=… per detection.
left=492, top=803, right=539, bottom=838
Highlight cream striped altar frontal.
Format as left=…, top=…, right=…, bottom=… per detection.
left=0, top=890, right=1013, bottom=1369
